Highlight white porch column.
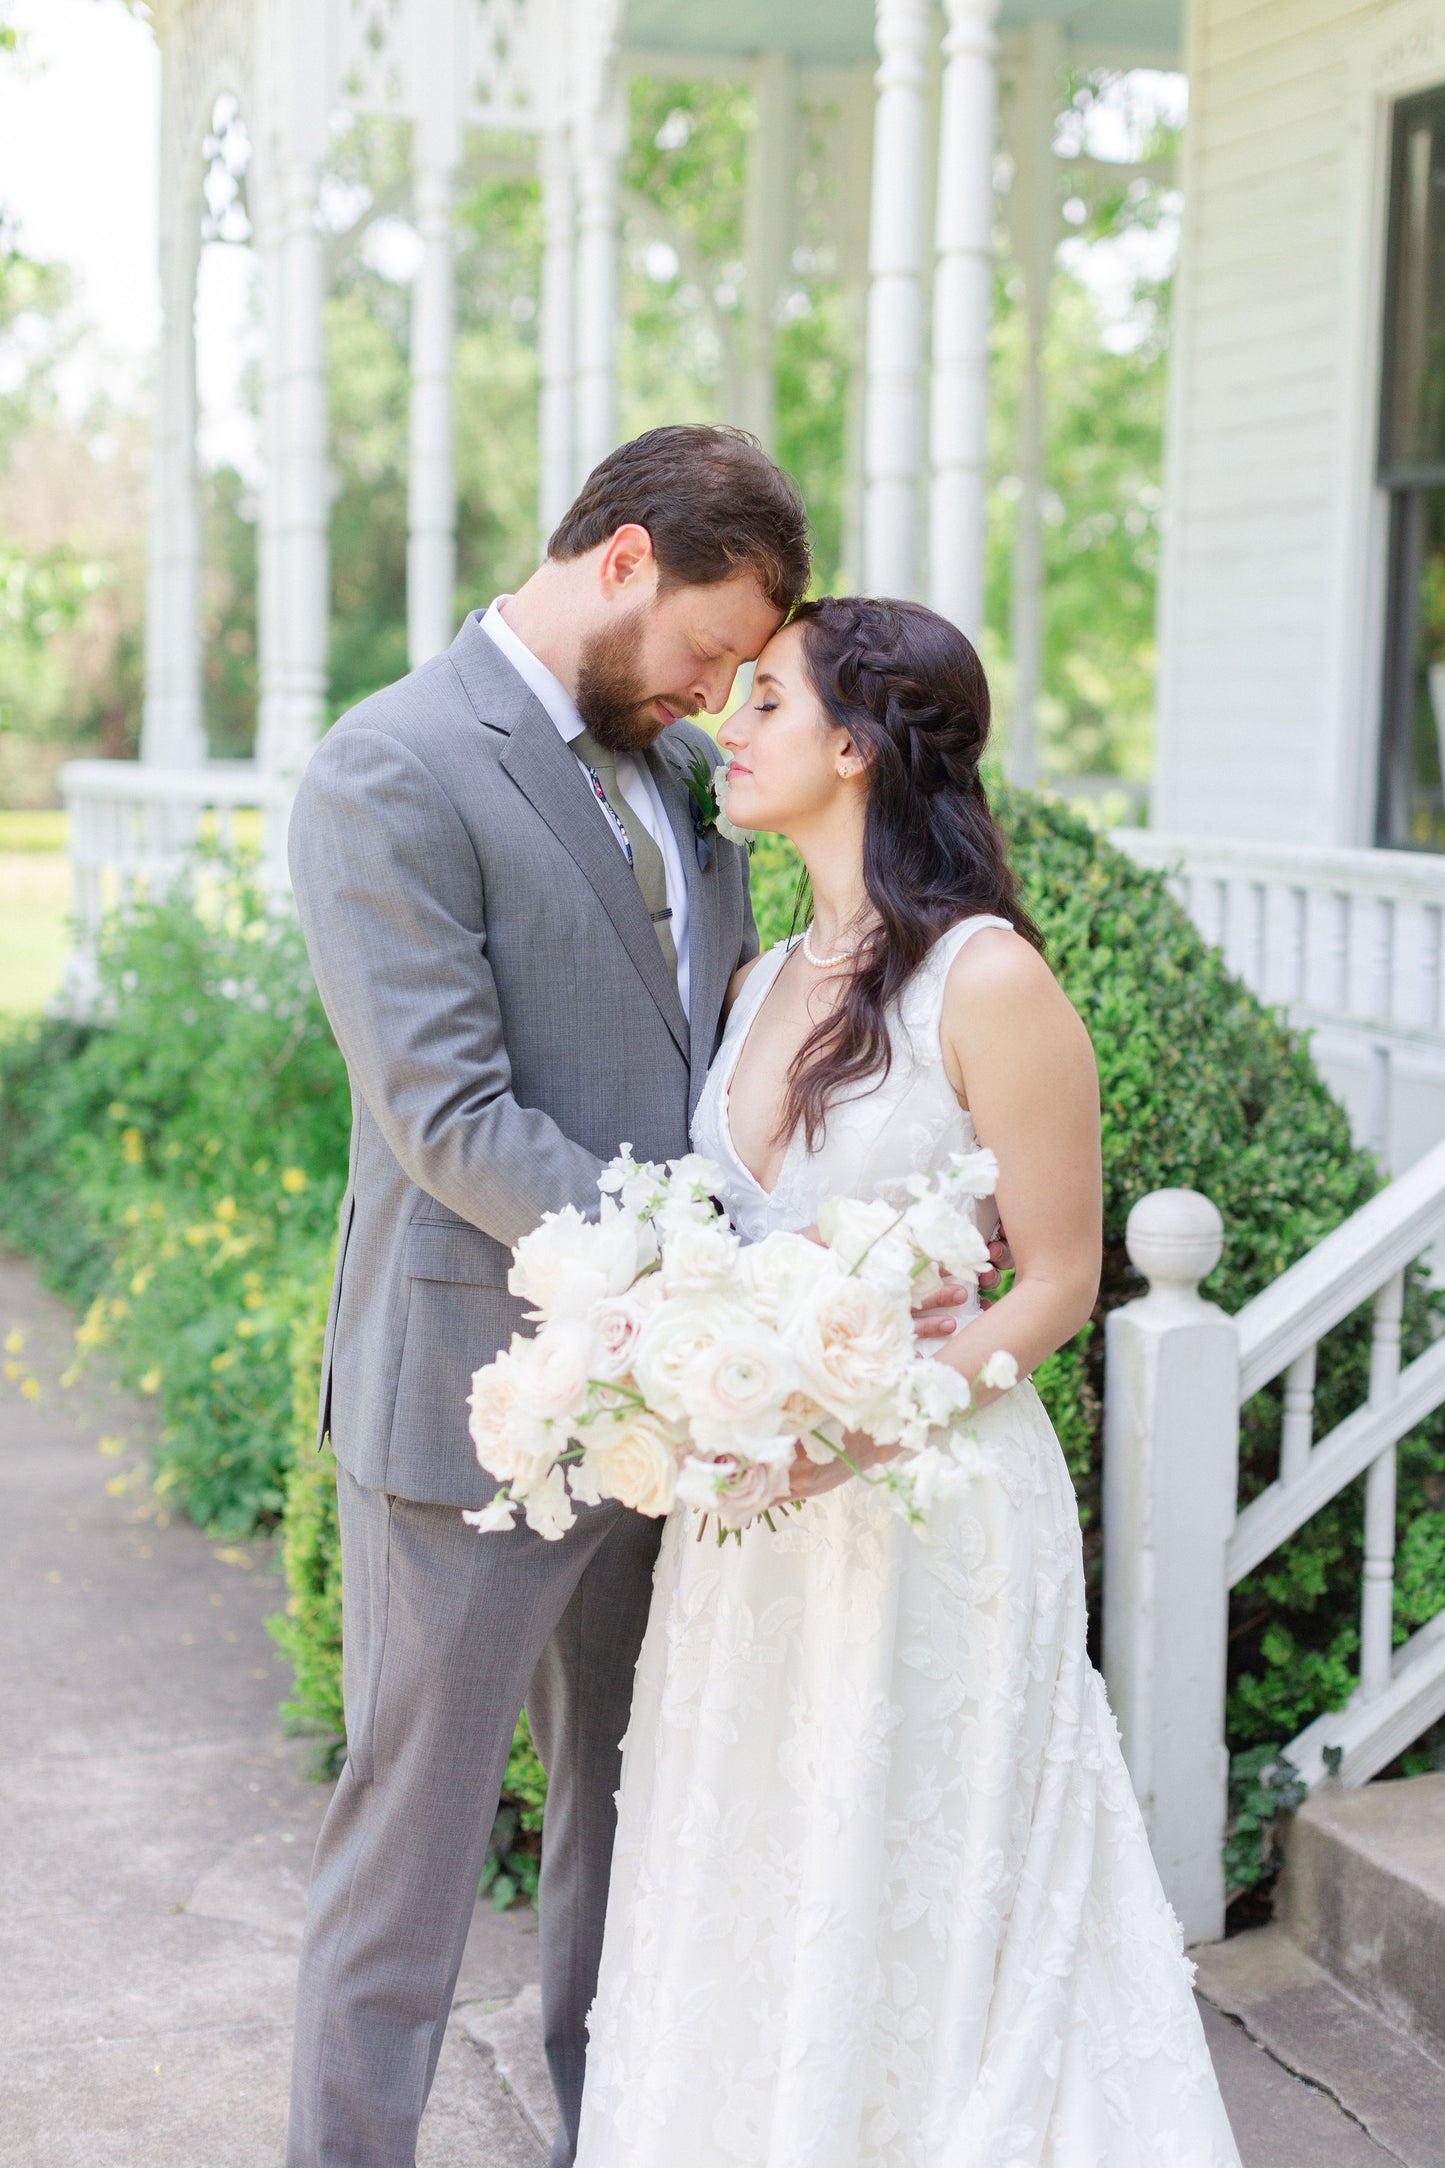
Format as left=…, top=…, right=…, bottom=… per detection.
left=927, top=0, right=1001, bottom=639
left=408, top=153, right=458, bottom=666
left=252, top=153, right=285, bottom=783
left=1103, top=1190, right=1238, bottom=1946
left=574, top=91, right=623, bottom=484
left=255, top=5, right=328, bottom=783
left=740, top=50, right=795, bottom=453
left=142, top=102, right=206, bottom=768
left=538, top=127, right=577, bottom=538
left=1002, top=21, right=1062, bottom=785
left=863, top=0, right=932, bottom=599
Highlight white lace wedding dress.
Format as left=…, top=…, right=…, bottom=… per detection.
left=576, top=918, right=1242, bottom=2168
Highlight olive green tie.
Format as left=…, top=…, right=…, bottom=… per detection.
left=572, top=728, right=678, bottom=977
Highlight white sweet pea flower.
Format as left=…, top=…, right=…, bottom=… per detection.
left=567, top=1457, right=604, bottom=1506
left=462, top=1494, right=518, bottom=1534
left=522, top=1463, right=576, bottom=1539
left=903, top=1193, right=991, bottom=1284
left=908, top=1356, right=972, bottom=1427
left=597, top=1144, right=672, bottom=1222
left=979, top=1349, right=1020, bottom=1392
left=508, top=1203, right=652, bottom=1321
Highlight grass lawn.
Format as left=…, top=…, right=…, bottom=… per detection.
left=0, top=852, right=71, bottom=1016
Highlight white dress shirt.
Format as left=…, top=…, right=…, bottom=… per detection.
left=479, top=599, right=691, bottom=1013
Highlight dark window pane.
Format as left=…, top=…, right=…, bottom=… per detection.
left=1378, top=487, right=1445, bottom=849
left=1381, top=87, right=1445, bottom=484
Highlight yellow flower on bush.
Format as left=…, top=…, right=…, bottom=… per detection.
left=215, top=1196, right=237, bottom=1222
left=211, top=1346, right=240, bottom=1374
left=280, top=1167, right=308, bottom=1195
left=121, top=1127, right=144, bottom=1166
left=139, top=1367, right=162, bottom=1394
left=185, top=1225, right=210, bottom=1248
left=3, top=1328, right=22, bottom=1355
left=20, top=1377, right=39, bottom=1401
left=129, top=1266, right=153, bottom=1297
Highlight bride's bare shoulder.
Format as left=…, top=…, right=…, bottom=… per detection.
left=940, top=921, right=1094, bottom=1076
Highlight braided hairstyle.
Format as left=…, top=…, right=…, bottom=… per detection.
left=781, top=594, right=1043, bottom=1150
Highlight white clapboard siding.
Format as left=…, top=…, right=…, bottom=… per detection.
left=1154, top=0, right=1426, bottom=849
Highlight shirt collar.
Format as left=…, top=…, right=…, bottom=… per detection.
left=479, top=596, right=584, bottom=746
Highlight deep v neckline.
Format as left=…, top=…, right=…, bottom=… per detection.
left=719, top=941, right=799, bottom=1199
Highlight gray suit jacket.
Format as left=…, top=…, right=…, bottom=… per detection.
left=289, top=611, right=757, bottom=1508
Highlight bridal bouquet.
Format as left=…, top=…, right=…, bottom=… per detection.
left=464, top=1147, right=1018, bottom=1542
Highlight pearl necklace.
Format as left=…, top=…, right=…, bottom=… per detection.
left=801, top=924, right=861, bottom=970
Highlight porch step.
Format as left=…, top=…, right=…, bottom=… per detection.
left=1193, top=1927, right=1445, bottom=2167
left=1276, top=1771, right=1445, bottom=2065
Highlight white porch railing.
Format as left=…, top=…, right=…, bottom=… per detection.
left=1104, top=1163, right=1445, bottom=1944
left=1112, top=832, right=1445, bottom=1172
left=58, top=760, right=294, bottom=1012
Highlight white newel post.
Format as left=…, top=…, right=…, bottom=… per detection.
left=574, top=92, right=622, bottom=485
left=143, top=89, right=206, bottom=769
left=927, top=0, right=1000, bottom=638
left=1103, top=1188, right=1238, bottom=1945
left=862, top=0, right=932, bottom=599
left=538, top=127, right=577, bottom=539
left=740, top=49, right=795, bottom=453
left=408, top=143, right=458, bottom=666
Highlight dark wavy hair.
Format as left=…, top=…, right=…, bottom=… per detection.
left=781, top=594, right=1043, bottom=1149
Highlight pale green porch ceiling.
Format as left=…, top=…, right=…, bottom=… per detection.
left=621, top=0, right=1182, bottom=69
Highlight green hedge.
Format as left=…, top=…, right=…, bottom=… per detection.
left=3, top=803, right=1443, bottom=1906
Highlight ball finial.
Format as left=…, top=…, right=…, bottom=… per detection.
left=1125, top=1188, right=1224, bottom=1294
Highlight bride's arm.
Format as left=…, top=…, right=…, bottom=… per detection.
left=932, top=927, right=1101, bottom=1408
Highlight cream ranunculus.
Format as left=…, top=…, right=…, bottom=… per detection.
left=659, top=1219, right=741, bottom=1298
left=467, top=1343, right=556, bottom=1485
left=674, top=1449, right=792, bottom=1528
left=792, top=1275, right=916, bottom=1428
left=679, top=1317, right=796, bottom=1437
left=631, top=1295, right=752, bottom=1423
left=589, top=1409, right=680, bottom=1517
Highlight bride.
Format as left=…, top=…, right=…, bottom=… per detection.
left=574, top=595, right=1241, bottom=2167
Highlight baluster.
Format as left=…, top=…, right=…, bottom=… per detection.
left=1247, top=881, right=1267, bottom=994
left=1279, top=1344, right=1316, bottom=1485
left=1213, top=876, right=1229, bottom=959
left=1330, top=890, right=1351, bottom=1012
left=1359, top=1269, right=1404, bottom=1699
left=1422, top=902, right=1443, bottom=1033
left=1286, top=885, right=1307, bottom=1004
left=1372, top=897, right=1395, bottom=1025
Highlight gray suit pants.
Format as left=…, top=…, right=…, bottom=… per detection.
left=286, top=1465, right=663, bottom=2167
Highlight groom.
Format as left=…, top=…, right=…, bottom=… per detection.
left=284, top=425, right=810, bottom=2168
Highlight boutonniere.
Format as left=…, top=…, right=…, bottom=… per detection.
left=682, top=750, right=753, bottom=871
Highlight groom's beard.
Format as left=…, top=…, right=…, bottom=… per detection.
left=574, top=608, right=690, bottom=755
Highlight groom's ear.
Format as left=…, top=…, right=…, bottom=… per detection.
left=597, top=524, right=658, bottom=600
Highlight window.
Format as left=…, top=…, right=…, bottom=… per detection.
left=1377, top=85, right=1445, bottom=850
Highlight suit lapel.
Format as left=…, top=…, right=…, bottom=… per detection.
left=646, top=734, right=730, bottom=1084
left=500, top=697, right=691, bottom=1060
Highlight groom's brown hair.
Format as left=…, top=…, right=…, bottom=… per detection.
left=548, top=424, right=811, bottom=613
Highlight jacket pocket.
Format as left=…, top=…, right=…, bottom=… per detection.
left=402, top=1219, right=509, bottom=1287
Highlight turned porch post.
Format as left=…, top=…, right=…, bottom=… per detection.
left=538, top=126, right=578, bottom=538
left=407, top=33, right=460, bottom=669
left=862, top=0, right=932, bottom=599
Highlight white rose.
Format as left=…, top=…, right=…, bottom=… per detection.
left=793, top=1275, right=915, bottom=1428
left=631, top=1295, right=751, bottom=1423
left=589, top=1409, right=679, bottom=1517
left=979, top=1348, right=1020, bottom=1392
left=586, top=1288, right=656, bottom=1382
left=463, top=1494, right=518, bottom=1534
left=509, top=1321, right=595, bottom=1426
left=522, top=1464, right=576, bottom=1540
left=737, top=1230, right=837, bottom=1329
left=660, top=1219, right=741, bottom=1298
left=818, top=1195, right=908, bottom=1275
left=904, top=1193, right=991, bottom=1284
left=678, top=1318, right=795, bottom=1434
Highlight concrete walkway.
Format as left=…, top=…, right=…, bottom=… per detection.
left=0, top=1251, right=1412, bottom=2167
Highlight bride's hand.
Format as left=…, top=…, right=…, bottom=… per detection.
left=787, top=1428, right=899, bottom=1501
